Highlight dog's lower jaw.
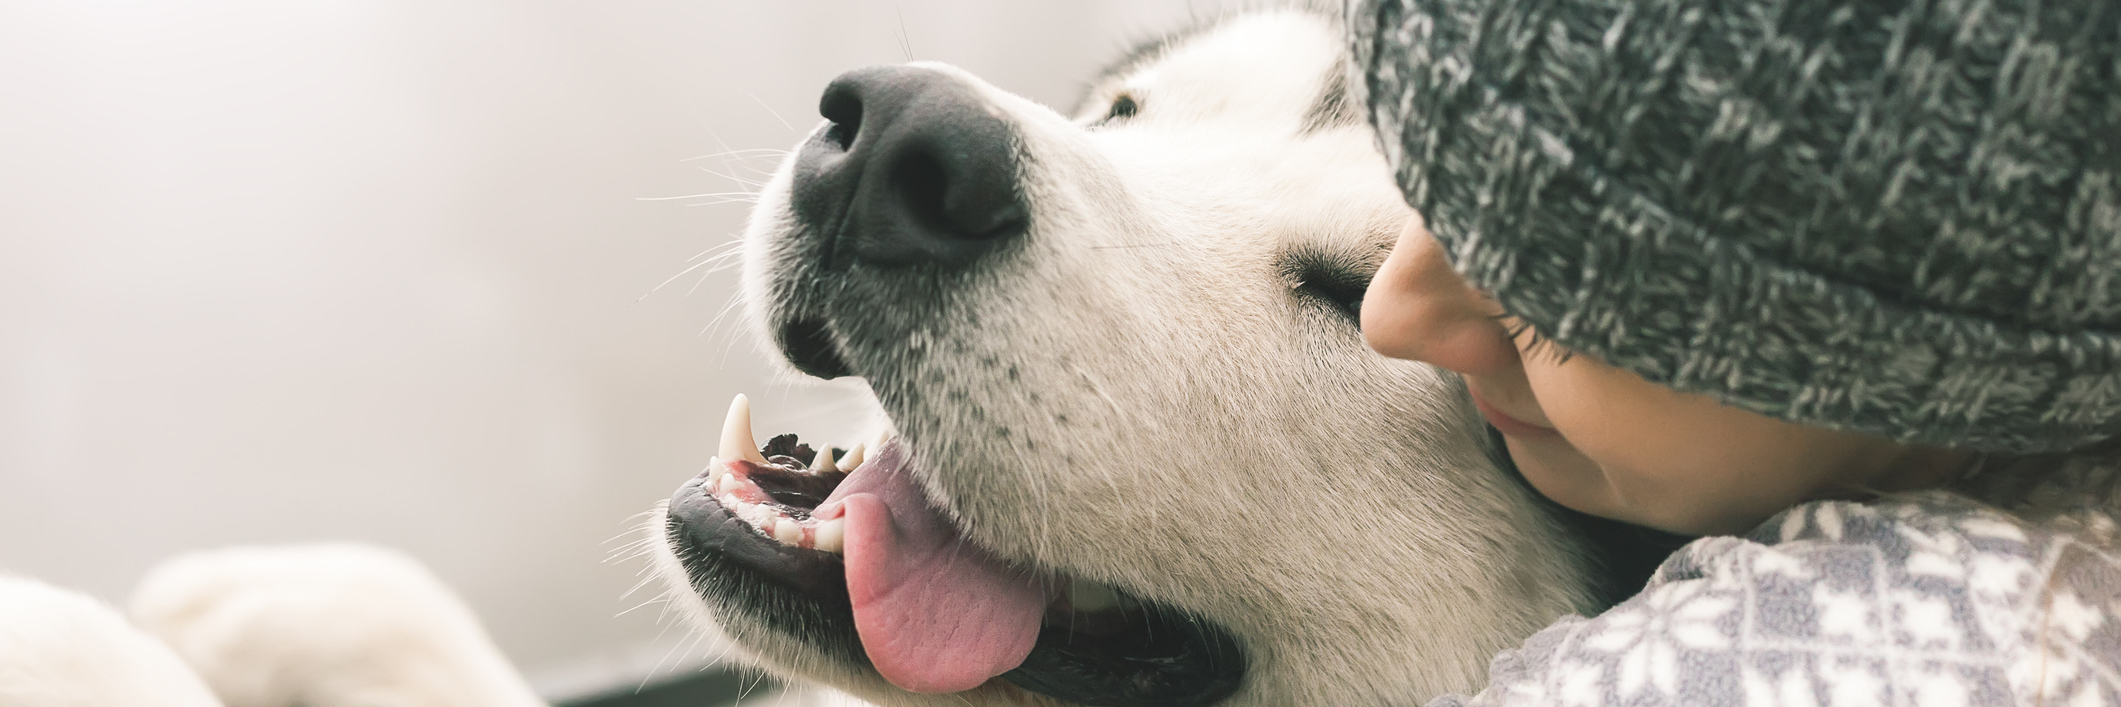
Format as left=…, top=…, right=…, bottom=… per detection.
left=647, top=503, right=1065, bottom=707
left=659, top=433, right=1253, bottom=707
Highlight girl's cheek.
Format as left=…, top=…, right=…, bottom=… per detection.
left=1527, top=356, right=1879, bottom=533
left=1518, top=354, right=1737, bottom=530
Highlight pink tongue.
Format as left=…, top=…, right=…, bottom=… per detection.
left=818, top=440, right=1048, bottom=693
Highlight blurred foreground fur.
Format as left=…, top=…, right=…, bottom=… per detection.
left=0, top=545, right=548, bottom=707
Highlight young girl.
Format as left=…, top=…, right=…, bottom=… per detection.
left=1348, top=0, right=2121, bottom=703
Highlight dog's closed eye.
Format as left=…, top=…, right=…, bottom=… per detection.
left=1284, top=255, right=1370, bottom=323
left=1300, top=274, right=1365, bottom=321
left=1107, top=94, right=1139, bottom=120
left=1091, top=93, right=1140, bottom=127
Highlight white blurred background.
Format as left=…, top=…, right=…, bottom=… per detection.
left=0, top=0, right=1201, bottom=700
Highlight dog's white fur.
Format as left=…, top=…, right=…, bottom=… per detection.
left=0, top=576, right=222, bottom=707
left=130, top=545, right=545, bottom=707
left=653, top=9, right=1596, bottom=706
left=0, top=545, right=545, bottom=707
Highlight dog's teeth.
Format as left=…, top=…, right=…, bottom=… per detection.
left=815, top=519, right=845, bottom=553
left=716, top=472, right=742, bottom=495
left=836, top=443, right=865, bottom=471
left=1071, top=578, right=1120, bottom=612
left=719, top=395, right=770, bottom=465
left=773, top=518, right=802, bottom=545
left=812, top=448, right=838, bottom=473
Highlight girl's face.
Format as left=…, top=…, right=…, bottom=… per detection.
left=1363, top=217, right=1964, bottom=535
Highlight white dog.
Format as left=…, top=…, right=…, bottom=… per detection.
left=647, top=8, right=1650, bottom=706
left=0, top=9, right=1659, bottom=707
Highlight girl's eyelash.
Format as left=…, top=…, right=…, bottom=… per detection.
left=1496, top=316, right=1576, bottom=364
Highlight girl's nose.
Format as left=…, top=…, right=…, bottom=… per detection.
left=1361, top=217, right=1521, bottom=377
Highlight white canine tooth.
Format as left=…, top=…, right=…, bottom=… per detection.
left=719, top=395, right=770, bottom=465
left=836, top=443, right=865, bottom=471
left=814, top=519, right=845, bottom=553
left=811, top=448, right=838, bottom=473
left=773, top=518, right=802, bottom=545
left=1071, top=578, right=1120, bottom=612
left=717, top=473, right=742, bottom=495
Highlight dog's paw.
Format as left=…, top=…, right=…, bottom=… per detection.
left=129, top=544, right=543, bottom=707
left=0, top=575, right=223, bottom=707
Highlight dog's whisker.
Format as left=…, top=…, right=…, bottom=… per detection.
left=640, top=624, right=708, bottom=693
left=617, top=572, right=663, bottom=601
left=734, top=664, right=767, bottom=702
left=639, top=235, right=745, bottom=301
left=696, top=167, right=771, bottom=189
left=681, top=148, right=790, bottom=162
left=688, top=240, right=745, bottom=264
left=894, top=7, right=915, bottom=61
left=703, top=252, right=747, bottom=276
left=700, top=162, right=775, bottom=179
left=607, top=544, right=656, bottom=567
left=742, top=90, right=799, bottom=135
left=697, top=120, right=742, bottom=166
left=684, top=197, right=761, bottom=207
left=686, top=260, right=734, bottom=296
left=700, top=636, right=737, bottom=673
left=684, top=194, right=762, bottom=204
left=637, top=191, right=760, bottom=202
left=602, top=517, right=659, bottom=550
left=613, top=596, right=667, bottom=619
left=698, top=294, right=749, bottom=338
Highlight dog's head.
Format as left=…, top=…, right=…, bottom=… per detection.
left=650, top=10, right=1596, bottom=706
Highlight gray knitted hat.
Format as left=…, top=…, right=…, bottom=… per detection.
left=1348, top=0, right=2121, bottom=454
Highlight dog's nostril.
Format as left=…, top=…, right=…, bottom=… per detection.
left=824, top=121, right=857, bottom=152
left=893, top=152, right=954, bottom=236
left=868, top=122, right=1026, bottom=256
left=891, top=149, right=1027, bottom=240
left=819, top=85, right=864, bottom=151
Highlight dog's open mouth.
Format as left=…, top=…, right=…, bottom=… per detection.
left=666, top=395, right=1246, bottom=707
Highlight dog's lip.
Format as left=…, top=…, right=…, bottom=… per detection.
left=777, top=316, right=856, bottom=379
left=667, top=471, right=851, bottom=598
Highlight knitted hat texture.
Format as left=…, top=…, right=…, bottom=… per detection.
left=1349, top=0, right=2121, bottom=453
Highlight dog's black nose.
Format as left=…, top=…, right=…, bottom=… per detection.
left=790, top=65, right=1028, bottom=269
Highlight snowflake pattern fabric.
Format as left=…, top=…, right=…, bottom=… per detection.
left=1430, top=492, right=2121, bottom=706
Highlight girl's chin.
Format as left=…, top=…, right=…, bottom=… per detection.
left=1502, top=438, right=1611, bottom=514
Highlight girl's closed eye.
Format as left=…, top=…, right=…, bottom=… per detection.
left=1494, top=317, right=1572, bottom=365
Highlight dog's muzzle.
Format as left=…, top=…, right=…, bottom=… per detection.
left=791, top=65, right=1029, bottom=271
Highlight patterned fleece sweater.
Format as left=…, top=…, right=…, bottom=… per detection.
left=1429, top=457, right=2121, bottom=706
